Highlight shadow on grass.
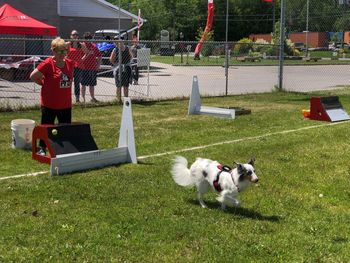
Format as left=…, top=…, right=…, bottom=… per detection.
left=135, top=160, right=155, bottom=166
left=188, top=199, right=280, bottom=222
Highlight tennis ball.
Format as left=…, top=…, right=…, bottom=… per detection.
left=52, top=129, right=58, bottom=135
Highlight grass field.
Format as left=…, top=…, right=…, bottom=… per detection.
left=152, top=54, right=350, bottom=67
left=1, top=89, right=350, bottom=262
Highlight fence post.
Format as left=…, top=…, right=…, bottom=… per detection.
left=278, top=0, right=286, bottom=91
left=225, top=0, right=229, bottom=96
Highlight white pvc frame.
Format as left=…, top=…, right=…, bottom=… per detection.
left=188, top=76, right=235, bottom=119
left=50, top=98, right=137, bottom=175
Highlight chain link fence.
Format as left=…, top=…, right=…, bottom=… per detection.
left=282, top=0, right=350, bottom=92
left=2, top=12, right=350, bottom=110
left=0, top=37, right=280, bottom=109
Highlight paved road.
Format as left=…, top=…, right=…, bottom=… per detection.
left=1, top=63, right=349, bottom=108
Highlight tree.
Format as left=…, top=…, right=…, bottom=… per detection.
left=108, top=0, right=202, bottom=40
left=107, top=0, right=350, bottom=41
left=286, top=0, right=345, bottom=33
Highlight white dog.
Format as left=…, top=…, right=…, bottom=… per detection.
left=171, top=156, right=258, bottom=210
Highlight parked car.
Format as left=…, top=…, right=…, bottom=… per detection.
left=294, top=42, right=305, bottom=51
left=329, top=42, right=349, bottom=51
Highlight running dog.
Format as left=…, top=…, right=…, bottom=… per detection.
left=171, top=156, right=258, bottom=210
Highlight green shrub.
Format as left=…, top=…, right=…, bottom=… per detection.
left=266, top=46, right=279, bottom=56
left=252, top=38, right=270, bottom=53
left=233, top=38, right=253, bottom=55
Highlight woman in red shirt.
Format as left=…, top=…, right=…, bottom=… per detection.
left=80, top=32, right=102, bottom=103
left=30, top=37, right=75, bottom=155
left=67, top=30, right=84, bottom=103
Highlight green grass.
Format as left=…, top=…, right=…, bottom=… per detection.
left=309, top=50, right=350, bottom=59
left=1, top=90, right=350, bottom=262
left=152, top=54, right=350, bottom=66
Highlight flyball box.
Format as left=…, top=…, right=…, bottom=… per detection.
left=309, top=96, right=350, bottom=122
left=32, top=122, right=98, bottom=164
left=31, top=98, right=137, bottom=175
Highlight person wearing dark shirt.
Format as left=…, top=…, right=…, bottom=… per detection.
left=109, top=37, right=132, bottom=104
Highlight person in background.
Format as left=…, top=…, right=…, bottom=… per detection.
left=67, top=30, right=84, bottom=103
left=109, top=36, right=132, bottom=104
left=30, top=37, right=74, bottom=155
left=81, top=32, right=102, bottom=103
left=130, top=34, right=141, bottom=85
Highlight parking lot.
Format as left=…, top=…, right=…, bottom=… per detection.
left=1, top=62, right=349, bottom=108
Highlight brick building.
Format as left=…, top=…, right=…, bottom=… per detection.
left=249, top=32, right=328, bottom=48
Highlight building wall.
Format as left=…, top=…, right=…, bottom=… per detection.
left=249, top=32, right=328, bottom=48
left=0, top=0, right=133, bottom=39
left=59, top=17, right=131, bottom=39
left=58, top=0, right=130, bottom=19
left=249, top=34, right=272, bottom=42
left=288, top=32, right=328, bottom=48
left=343, top=32, right=350, bottom=44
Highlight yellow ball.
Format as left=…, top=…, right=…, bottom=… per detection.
left=52, top=129, right=58, bottom=135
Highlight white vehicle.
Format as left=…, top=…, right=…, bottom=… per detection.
left=93, top=29, right=128, bottom=40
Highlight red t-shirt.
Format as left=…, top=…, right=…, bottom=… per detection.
left=82, top=42, right=101, bottom=70
left=67, top=46, right=84, bottom=69
left=37, top=57, right=74, bottom=109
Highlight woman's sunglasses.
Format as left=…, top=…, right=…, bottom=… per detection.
left=54, top=48, right=68, bottom=54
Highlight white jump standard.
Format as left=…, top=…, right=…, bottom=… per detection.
left=188, top=76, right=235, bottom=119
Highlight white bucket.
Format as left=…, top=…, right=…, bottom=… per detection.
left=11, top=119, right=36, bottom=150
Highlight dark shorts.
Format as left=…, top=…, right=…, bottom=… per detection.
left=81, top=69, right=97, bottom=86
left=39, top=107, right=71, bottom=148
left=73, top=68, right=83, bottom=96
left=41, top=107, right=72, bottom=125
left=114, top=66, right=131, bottom=88
left=74, top=68, right=83, bottom=84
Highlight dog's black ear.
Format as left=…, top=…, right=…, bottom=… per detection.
left=248, top=157, right=255, bottom=167
left=236, top=163, right=245, bottom=173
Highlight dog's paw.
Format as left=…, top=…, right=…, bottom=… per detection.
left=216, top=196, right=224, bottom=203
left=221, top=203, right=227, bottom=211
left=198, top=200, right=208, bottom=208
left=233, top=199, right=241, bottom=207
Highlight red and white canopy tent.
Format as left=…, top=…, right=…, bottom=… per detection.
left=0, top=3, right=57, bottom=36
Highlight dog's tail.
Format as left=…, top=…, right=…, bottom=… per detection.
left=171, top=156, right=194, bottom=187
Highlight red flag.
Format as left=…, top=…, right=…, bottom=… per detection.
left=263, top=0, right=273, bottom=2
left=194, top=0, right=214, bottom=58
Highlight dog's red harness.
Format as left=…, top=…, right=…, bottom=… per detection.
left=213, top=164, right=241, bottom=192
left=213, top=165, right=232, bottom=192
